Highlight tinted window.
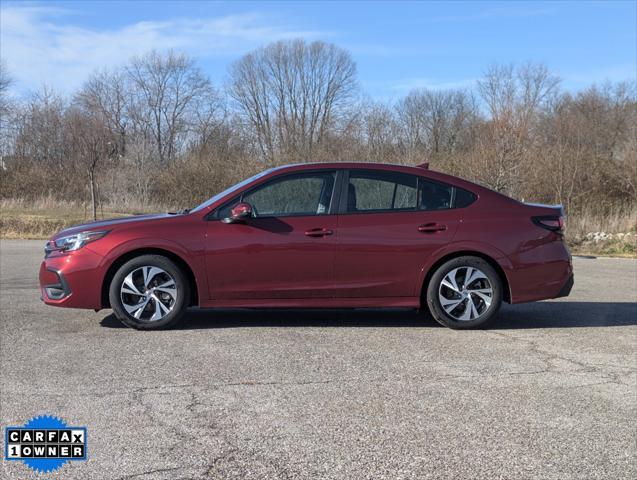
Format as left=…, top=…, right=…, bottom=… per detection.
left=242, top=172, right=336, bottom=217
left=347, top=171, right=418, bottom=212
left=454, top=188, right=477, bottom=208
left=191, top=169, right=273, bottom=213
left=420, top=180, right=453, bottom=211
left=214, top=196, right=239, bottom=219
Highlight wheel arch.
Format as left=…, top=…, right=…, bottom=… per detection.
left=420, top=250, right=511, bottom=307
left=101, top=248, right=199, bottom=309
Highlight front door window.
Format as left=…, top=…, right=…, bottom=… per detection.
left=243, top=172, right=336, bottom=217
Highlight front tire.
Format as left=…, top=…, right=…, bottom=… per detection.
left=426, top=256, right=502, bottom=329
left=109, top=255, right=189, bottom=330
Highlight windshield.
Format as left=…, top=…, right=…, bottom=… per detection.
left=190, top=169, right=274, bottom=213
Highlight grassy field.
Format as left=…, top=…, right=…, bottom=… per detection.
left=0, top=208, right=134, bottom=239
left=1, top=200, right=635, bottom=257
left=0, top=198, right=155, bottom=240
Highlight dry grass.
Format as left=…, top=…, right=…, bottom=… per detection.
left=566, top=206, right=637, bottom=257
left=0, top=197, right=155, bottom=239
left=567, top=207, right=637, bottom=239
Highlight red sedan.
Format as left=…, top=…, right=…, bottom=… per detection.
left=39, top=162, right=573, bottom=330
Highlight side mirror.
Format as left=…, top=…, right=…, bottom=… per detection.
left=221, top=202, right=253, bottom=224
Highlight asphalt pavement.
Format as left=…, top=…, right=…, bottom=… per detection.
left=1, top=240, right=635, bottom=479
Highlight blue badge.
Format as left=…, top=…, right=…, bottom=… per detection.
left=4, top=415, right=88, bottom=474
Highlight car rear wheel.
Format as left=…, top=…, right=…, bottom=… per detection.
left=109, top=255, right=188, bottom=330
left=425, top=256, right=502, bottom=329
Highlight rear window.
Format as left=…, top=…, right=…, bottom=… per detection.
left=419, top=180, right=453, bottom=211
left=454, top=188, right=477, bottom=208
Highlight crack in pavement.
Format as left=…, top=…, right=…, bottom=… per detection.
left=487, top=330, right=636, bottom=387
left=8, top=363, right=630, bottom=402
left=115, top=466, right=187, bottom=480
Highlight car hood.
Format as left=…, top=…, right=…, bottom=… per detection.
left=53, top=213, right=179, bottom=239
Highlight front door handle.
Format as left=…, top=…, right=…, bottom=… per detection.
left=418, top=223, right=447, bottom=233
left=305, top=228, right=334, bottom=237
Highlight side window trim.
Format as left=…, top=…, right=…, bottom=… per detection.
left=207, top=169, right=343, bottom=220
left=337, top=169, right=351, bottom=214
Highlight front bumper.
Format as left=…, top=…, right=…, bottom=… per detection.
left=39, top=247, right=105, bottom=309
left=41, top=268, right=72, bottom=300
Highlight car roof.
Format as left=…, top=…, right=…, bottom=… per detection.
left=274, top=161, right=423, bottom=172
left=269, top=162, right=487, bottom=193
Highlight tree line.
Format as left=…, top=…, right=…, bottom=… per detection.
left=0, top=39, right=635, bottom=225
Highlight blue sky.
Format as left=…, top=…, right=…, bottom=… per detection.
left=1, top=1, right=635, bottom=100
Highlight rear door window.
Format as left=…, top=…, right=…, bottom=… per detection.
left=346, top=171, right=418, bottom=213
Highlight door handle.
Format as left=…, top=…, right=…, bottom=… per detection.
left=418, top=223, right=447, bottom=233
left=305, top=228, right=334, bottom=237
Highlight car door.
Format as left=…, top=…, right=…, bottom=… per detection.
left=205, top=170, right=339, bottom=300
left=333, top=169, right=459, bottom=298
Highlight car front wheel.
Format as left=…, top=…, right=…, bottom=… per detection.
left=109, top=255, right=189, bottom=330
left=426, top=256, right=502, bottom=329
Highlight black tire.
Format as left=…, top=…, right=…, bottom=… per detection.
left=109, top=254, right=189, bottom=330
left=425, top=256, right=502, bottom=329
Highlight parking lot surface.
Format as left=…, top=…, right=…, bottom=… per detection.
left=1, top=240, right=635, bottom=479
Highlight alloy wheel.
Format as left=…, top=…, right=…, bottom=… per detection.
left=438, top=266, right=493, bottom=321
left=120, top=266, right=177, bottom=322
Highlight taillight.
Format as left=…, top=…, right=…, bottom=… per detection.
left=532, top=215, right=565, bottom=234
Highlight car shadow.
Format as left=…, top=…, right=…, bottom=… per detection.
left=99, top=301, right=636, bottom=330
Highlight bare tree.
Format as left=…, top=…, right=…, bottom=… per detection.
left=396, top=88, right=477, bottom=162
left=475, top=63, right=560, bottom=195
left=13, top=87, right=69, bottom=168
left=0, top=61, right=15, bottom=161
left=0, top=61, right=13, bottom=123
left=358, top=101, right=402, bottom=163
left=229, top=39, right=358, bottom=162
left=76, top=69, right=130, bottom=155
left=126, top=50, right=220, bottom=164
left=66, top=108, right=117, bottom=219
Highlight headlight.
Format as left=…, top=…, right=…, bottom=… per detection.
left=51, top=230, right=110, bottom=252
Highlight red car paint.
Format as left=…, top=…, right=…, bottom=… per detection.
left=40, top=163, right=572, bottom=311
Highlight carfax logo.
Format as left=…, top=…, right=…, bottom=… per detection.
left=4, top=415, right=87, bottom=474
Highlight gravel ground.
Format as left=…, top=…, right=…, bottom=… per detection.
left=1, top=240, right=635, bottom=479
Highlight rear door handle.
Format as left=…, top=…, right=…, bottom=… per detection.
left=305, top=228, right=334, bottom=237
left=418, top=223, right=447, bottom=233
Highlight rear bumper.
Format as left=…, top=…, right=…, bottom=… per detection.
left=555, top=273, right=574, bottom=298
left=505, top=239, right=573, bottom=304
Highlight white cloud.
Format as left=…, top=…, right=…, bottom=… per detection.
left=0, top=4, right=326, bottom=94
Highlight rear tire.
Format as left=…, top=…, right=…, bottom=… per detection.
left=425, top=256, right=502, bottom=329
left=109, top=255, right=189, bottom=330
